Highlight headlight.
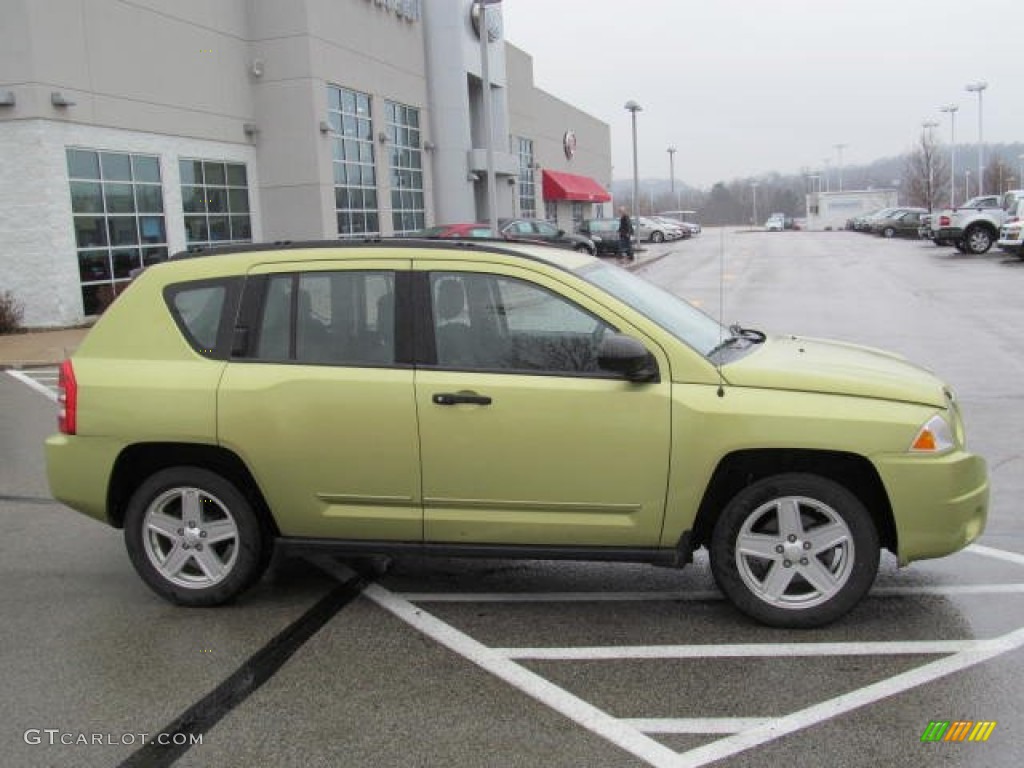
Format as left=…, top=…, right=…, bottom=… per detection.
left=909, top=413, right=955, bottom=454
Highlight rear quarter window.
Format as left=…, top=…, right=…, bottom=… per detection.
left=164, top=278, right=240, bottom=358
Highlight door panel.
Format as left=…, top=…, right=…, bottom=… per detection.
left=416, top=268, right=672, bottom=547
left=218, top=262, right=421, bottom=541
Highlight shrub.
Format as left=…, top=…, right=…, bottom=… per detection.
left=0, top=290, right=25, bottom=334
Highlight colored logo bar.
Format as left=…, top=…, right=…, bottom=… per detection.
left=921, top=721, right=997, bottom=743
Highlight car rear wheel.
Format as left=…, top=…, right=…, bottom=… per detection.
left=651, top=231, right=665, bottom=243
left=124, top=467, right=269, bottom=606
left=963, top=225, right=993, bottom=255
left=710, top=473, right=879, bottom=628
left=882, top=227, right=895, bottom=238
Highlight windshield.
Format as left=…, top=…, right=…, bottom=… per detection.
left=578, top=260, right=726, bottom=356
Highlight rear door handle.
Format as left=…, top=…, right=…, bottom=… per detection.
left=432, top=392, right=493, bottom=406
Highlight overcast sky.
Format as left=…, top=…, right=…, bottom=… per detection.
left=501, top=0, right=1021, bottom=189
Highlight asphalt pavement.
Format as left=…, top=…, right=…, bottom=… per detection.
left=3, top=230, right=1023, bottom=768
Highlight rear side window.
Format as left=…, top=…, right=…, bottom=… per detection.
left=165, top=279, right=238, bottom=358
left=252, top=271, right=397, bottom=366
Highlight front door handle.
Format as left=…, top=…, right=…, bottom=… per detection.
left=432, top=392, right=493, bottom=406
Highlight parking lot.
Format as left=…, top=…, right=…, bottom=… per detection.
left=3, top=229, right=1023, bottom=767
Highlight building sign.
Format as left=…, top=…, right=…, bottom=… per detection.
left=563, top=130, right=577, bottom=160
left=366, top=0, right=421, bottom=22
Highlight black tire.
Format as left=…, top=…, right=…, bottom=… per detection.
left=962, top=225, right=993, bottom=255
left=651, top=231, right=665, bottom=243
left=574, top=243, right=592, bottom=254
left=710, top=473, right=879, bottom=628
left=882, top=227, right=895, bottom=238
left=124, top=467, right=270, bottom=606
left=954, top=239, right=968, bottom=253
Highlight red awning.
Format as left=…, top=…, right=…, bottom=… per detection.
left=541, top=170, right=611, bottom=203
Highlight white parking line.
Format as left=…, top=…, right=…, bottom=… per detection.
left=624, top=718, right=773, bottom=735
left=400, top=582, right=1024, bottom=603
left=363, top=583, right=684, bottom=768
left=6, top=369, right=58, bottom=402
left=499, top=639, right=974, bottom=660
left=378, top=545, right=1024, bottom=766
left=676, top=625, right=1024, bottom=767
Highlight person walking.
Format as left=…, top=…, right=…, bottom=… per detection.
left=618, top=207, right=634, bottom=262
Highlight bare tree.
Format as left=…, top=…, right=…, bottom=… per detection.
left=984, top=156, right=1017, bottom=194
left=902, top=132, right=949, bottom=212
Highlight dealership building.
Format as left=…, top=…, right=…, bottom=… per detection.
left=0, top=0, right=612, bottom=327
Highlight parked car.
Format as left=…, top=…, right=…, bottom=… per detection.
left=996, top=199, right=1024, bottom=258
left=765, top=214, right=785, bottom=231
left=499, top=218, right=595, bottom=254
left=46, top=239, right=988, bottom=628
left=410, top=223, right=495, bottom=239
left=931, top=194, right=1016, bottom=255
left=659, top=211, right=702, bottom=236
left=870, top=208, right=928, bottom=238
left=577, top=218, right=626, bottom=256
left=649, top=216, right=691, bottom=238
left=635, top=216, right=684, bottom=243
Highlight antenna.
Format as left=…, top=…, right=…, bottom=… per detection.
left=716, top=227, right=726, bottom=397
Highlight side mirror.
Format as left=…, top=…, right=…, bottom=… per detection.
left=598, top=333, right=659, bottom=382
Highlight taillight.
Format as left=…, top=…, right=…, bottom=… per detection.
left=939, top=215, right=950, bottom=226
left=58, top=359, right=77, bottom=435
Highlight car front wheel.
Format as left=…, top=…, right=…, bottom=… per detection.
left=124, top=467, right=269, bottom=606
left=710, top=473, right=879, bottom=628
left=651, top=231, right=664, bottom=243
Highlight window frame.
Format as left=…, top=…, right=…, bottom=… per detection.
left=163, top=277, right=243, bottom=360
left=415, top=270, right=624, bottom=379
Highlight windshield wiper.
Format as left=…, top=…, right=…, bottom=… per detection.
left=728, top=324, right=767, bottom=343
left=707, top=325, right=766, bottom=358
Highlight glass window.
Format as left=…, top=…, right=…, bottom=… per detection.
left=385, top=99, right=425, bottom=235
left=170, top=284, right=227, bottom=352
left=516, top=137, right=536, bottom=219
left=430, top=272, right=613, bottom=374
left=329, top=85, right=380, bottom=239
left=179, top=159, right=252, bottom=250
left=254, top=271, right=395, bottom=366
left=67, top=148, right=166, bottom=316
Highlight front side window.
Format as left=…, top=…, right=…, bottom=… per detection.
left=430, top=272, right=613, bottom=374
left=254, top=271, right=395, bottom=366
left=67, top=148, right=168, bottom=315
left=180, top=159, right=252, bottom=250
left=328, top=85, right=379, bottom=238
left=386, top=101, right=425, bottom=235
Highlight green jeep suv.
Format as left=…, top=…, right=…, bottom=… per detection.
left=46, top=240, right=989, bottom=627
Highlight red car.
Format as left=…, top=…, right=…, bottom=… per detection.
left=411, top=223, right=495, bottom=239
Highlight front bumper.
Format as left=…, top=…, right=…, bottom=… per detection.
left=873, top=450, right=988, bottom=565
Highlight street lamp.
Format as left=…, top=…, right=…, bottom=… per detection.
left=1019, top=154, right=1024, bottom=191
left=625, top=100, right=642, bottom=229
left=940, top=104, right=959, bottom=206
left=667, top=146, right=676, bottom=206
left=965, top=81, right=987, bottom=194
left=922, top=121, right=939, bottom=212
left=834, top=143, right=848, bottom=191
left=822, top=158, right=831, bottom=193
left=750, top=181, right=759, bottom=227
left=477, top=0, right=502, bottom=234
left=965, top=169, right=971, bottom=199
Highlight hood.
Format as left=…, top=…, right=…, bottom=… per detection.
left=723, top=335, right=947, bottom=407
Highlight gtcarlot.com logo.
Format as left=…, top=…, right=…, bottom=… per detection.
left=24, top=729, right=202, bottom=747
left=921, top=720, right=997, bottom=743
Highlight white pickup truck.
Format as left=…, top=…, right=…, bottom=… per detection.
left=931, top=190, right=1024, bottom=254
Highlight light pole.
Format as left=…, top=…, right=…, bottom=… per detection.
left=940, top=104, right=959, bottom=206
left=1019, top=154, right=1024, bottom=191
left=965, top=169, right=971, bottom=199
left=822, top=158, right=831, bottom=193
left=922, top=121, right=938, bottom=212
left=667, top=146, right=676, bottom=207
left=834, top=143, right=848, bottom=191
left=477, top=0, right=502, bottom=235
left=965, top=81, right=987, bottom=195
left=625, top=100, right=642, bottom=232
left=750, top=181, right=759, bottom=227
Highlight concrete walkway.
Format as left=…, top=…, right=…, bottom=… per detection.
left=0, top=328, right=88, bottom=368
